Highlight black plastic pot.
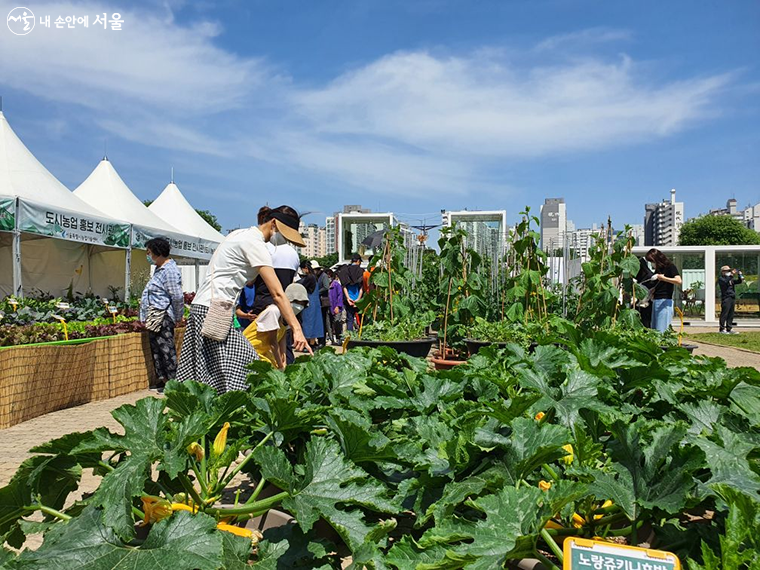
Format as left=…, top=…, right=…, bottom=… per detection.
left=464, top=338, right=515, bottom=356
left=345, top=337, right=436, bottom=358
left=663, top=343, right=697, bottom=354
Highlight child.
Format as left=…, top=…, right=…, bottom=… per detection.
left=243, top=284, right=308, bottom=369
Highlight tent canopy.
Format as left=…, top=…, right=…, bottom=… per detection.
left=0, top=111, right=122, bottom=221
left=149, top=182, right=225, bottom=243
left=74, top=158, right=182, bottom=234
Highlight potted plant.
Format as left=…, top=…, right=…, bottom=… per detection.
left=347, top=227, right=436, bottom=357
left=431, top=224, right=488, bottom=369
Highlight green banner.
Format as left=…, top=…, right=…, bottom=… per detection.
left=0, top=196, right=14, bottom=232
left=132, top=226, right=217, bottom=260
left=18, top=200, right=130, bottom=248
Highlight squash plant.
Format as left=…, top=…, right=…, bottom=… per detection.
left=2, top=327, right=760, bottom=568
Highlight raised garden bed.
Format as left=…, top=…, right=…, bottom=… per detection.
left=0, top=329, right=184, bottom=428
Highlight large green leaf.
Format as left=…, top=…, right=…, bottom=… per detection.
left=474, top=417, right=570, bottom=484
left=90, top=455, right=151, bottom=540
left=14, top=508, right=225, bottom=569
left=281, top=438, right=397, bottom=551
left=418, top=482, right=586, bottom=569
left=71, top=397, right=167, bottom=456
left=688, top=486, right=760, bottom=570
left=161, top=410, right=213, bottom=479
left=692, top=425, right=760, bottom=501
left=326, top=408, right=395, bottom=465
left=590, top=421, right=696, bottom=520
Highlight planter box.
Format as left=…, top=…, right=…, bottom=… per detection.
left=345, top=337, right=436, bottom=358
left=0, top=329, right=184, bottom=429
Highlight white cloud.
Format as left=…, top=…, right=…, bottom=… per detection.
left=535, top=27, right=632, bottom=51
left=0, top=0, right=265, bottom=114
left=293, top=51, right=732, bottom=159
left=0, top=3, right=737, bottom=199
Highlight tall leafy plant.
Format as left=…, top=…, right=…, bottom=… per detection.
left=573, top=223, right=644, bottom=330
left=501, top=207, right=553, bottom=324
left=437, top=224, right=487, bottom=355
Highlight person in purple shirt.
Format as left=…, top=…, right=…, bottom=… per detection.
left=327, top=269, right=345, bottom=344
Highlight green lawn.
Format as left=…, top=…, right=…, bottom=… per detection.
left=686, top=331, right=760, bottom=353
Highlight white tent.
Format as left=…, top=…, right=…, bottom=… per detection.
left=148, top=181, right=225, bottom=292
left=0, top=111, right=130, bottom=298
left=73, top=159, right=220, bottom=296
left=149, top=182, right=225, bottom=243
left=74, top=158, right=183, bottom=236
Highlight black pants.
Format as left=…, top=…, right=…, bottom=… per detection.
left=346, top=303, right=359, bottom=332
left=720, top=297, right=735, bottom=331
left=319, top=304, right=330, bottom=346
left=148, top=316, right=177, bottom=385
left=285, top=328, right=295, bottom=365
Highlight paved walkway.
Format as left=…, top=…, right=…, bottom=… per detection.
left=0, top=390, right=155, bottom=487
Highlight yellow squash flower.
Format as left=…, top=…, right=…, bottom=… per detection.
left=572, top=513, right=586, bottom=528
left=141, top=496, right=173, bottom=525
left=561, top=444, right=574, bottom=465
left=187, top=441, right=204, bottom=462
left=538, top=480, right=552, bottom=491
left=172, top=502, right=198, bottom=514
left=217, top=522, right=263, bottom=544
left=534, top=411, right=545, bottom=421
left=213, top=422, right=231, bottom=458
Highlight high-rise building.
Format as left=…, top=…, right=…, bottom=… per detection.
left=644, top=189, right=684, bottom=246
left=540, top=198, right=567, bottom=252
left=630, top=224, right=645, bottom=246
left=297, top=222, right=329, bottom=259
left=325, top=216, right=337, bottom=254
left=441, top=210, right=507, bottom=261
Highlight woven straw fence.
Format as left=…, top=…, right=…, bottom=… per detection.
left=0, top=329, right=185, bottom=429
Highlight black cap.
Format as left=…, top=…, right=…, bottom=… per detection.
left=351, top=253, right=361, bottom=262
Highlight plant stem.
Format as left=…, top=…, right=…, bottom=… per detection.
left=98, top=460, right=114, bottom=472
left=540, top=528, right=564, bottom=563
left=27, top=504, right=72, bottom=521
left=591, top=512, right=627, bottom=527
left=534, top=549, right=561, bottom=570
left=205, top=491, right=289, bottom=517
left=630, top=515, right=637, bottom=546
left=441, top=276, right=454, bottom=356
left=244, top=477, right=268, bottom=506
left=606, top=520, right=643, bottom=537
left=178, top=472, right=204, bottom=508
left=219, top=432, right=273, bottom=491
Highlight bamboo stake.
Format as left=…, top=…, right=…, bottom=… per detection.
left=441, top=276, right=454, bottom=357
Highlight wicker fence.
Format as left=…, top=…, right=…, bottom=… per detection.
left=0, top=329, right=184, bottom=429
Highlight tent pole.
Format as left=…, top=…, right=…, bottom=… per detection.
left=124, top=226, right=133, bottom=302
left=194, top=260, right=200, bottom=293
left=12, top=197, right=22, bottom=298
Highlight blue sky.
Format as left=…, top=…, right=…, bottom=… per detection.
left=1, top=0, right=758, bottom=233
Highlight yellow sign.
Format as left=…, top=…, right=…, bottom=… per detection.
left=564, top=538, right=680, bottom=570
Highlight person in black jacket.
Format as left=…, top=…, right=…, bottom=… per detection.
left=718, top=265, right=743, bottom=334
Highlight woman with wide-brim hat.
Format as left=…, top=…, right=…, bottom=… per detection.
left=177, top=205, right=312, bottom=394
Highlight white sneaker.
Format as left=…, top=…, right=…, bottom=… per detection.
left=728, top=330, right=739, bottom=335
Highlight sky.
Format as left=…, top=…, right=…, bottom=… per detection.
left=1, top=0, right=758, bottom=234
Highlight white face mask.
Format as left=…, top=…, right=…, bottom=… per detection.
left=270, top=231, right=288, bottom=246
left=724, top=272, right=732, bottom=277
left=290, top=302, right=305, bottom=316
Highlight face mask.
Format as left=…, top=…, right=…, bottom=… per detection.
left=270, top=231, right=288, bottom=246
left=724, top=272, right=732, bottom=277
left=146, top=254, right=155, bottom=265
left=290, top=302, right=305, bottom=316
